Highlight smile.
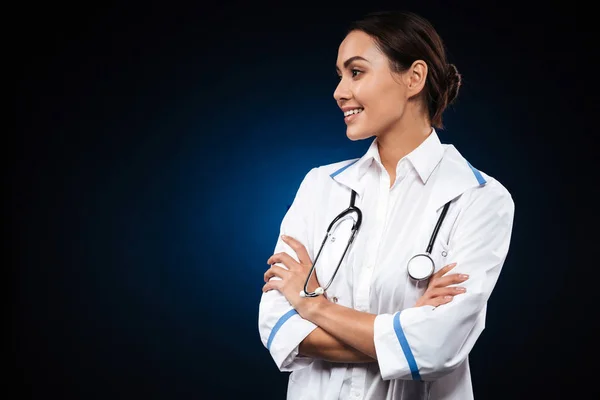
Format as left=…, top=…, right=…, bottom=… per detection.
left=344, top=108, right=363, bottom=123
left=343, top=108, right=363, bottom=117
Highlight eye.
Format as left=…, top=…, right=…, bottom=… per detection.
left=336, top=69, right=363, bottom=80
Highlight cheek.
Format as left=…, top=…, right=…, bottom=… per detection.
left=374, top=100, right=402, bottom=119
left=356, top=79, right=404, bottom=121
left=364, top=98, right=403, bottom=129
left=378, top=83, right=406, bottom=115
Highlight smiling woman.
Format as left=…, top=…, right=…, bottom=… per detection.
left=334, top=14, right=461, bottom=154
left=258, top=10, right=514, bottom=400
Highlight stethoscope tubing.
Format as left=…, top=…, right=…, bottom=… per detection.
left=300, top=189, right=450, bottom=297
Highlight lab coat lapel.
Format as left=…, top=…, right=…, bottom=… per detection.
left=329, top=158, right=364, bottom=198
left=428, top=145, right=487, bottom=212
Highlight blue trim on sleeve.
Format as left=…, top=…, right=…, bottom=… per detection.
left=330, top=159, right=359, bottom=178
left=393, top=312, right=422, bottom=381
left=267, top=309, right=298, bottom=350
left=467, top=161, right=486, bottom=185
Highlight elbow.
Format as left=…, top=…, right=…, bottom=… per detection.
left=418, top=326, right=486, bottom=381
left=257, top=308, right=271, bottom=350
left=417, top=354, right=468, bottom=381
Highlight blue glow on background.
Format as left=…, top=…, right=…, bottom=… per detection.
left=13, top=3, right=587, bottom=399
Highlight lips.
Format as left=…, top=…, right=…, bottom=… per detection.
left=344, top=109, right=363, bottom=123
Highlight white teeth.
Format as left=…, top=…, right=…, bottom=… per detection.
left=344, top=108, right=363, bottom=117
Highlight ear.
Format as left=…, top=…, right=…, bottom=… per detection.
left=406, top=60, right=428, bottom=98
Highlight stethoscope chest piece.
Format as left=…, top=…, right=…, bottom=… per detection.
left=407, top=253, right=435, bottom=281
left=406, top=201, right=452, bottom=282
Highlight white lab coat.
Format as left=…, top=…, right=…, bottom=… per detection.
left=258, top=130, right=515, bottom=400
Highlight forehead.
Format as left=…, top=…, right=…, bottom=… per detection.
left=336, top=30, right=383, bottom=66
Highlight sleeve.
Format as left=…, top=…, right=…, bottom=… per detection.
left=258, top=167, right=320, bottom=372
left=373, top=179, right=515, bottom=381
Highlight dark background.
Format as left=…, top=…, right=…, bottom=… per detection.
left=13, top=1, right=593, bottom=399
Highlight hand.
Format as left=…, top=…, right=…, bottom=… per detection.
left=414, top=262, right=469, bottom=307
left=263, top=235, right=325, bottom=316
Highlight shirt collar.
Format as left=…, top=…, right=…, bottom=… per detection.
left=354, top=139, right=379, bottom=180
left=406, top=128, right=445, bottom=184
left=353, top=128, right=444, bottom=185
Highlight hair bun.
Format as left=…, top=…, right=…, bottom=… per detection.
left=445, top=63, right=462, bottom=105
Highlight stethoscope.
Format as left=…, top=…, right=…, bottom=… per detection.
left=300, top=189, right=451, bottom=298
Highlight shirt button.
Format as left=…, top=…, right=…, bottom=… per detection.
left=331, top=296, right=338, bottom=303
left=366, top=263, right=373, bottom=269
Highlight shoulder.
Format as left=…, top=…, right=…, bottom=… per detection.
left=298, top=157, right=361, bottom=187
left=319, top=158, right=361, bottom=177
left=472, top=176, right=514, bottom=218
left=453, top=150, right=514, bottom=215
left=288, top=158, right=360, bottom=211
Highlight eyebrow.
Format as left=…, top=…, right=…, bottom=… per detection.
left=336, top=56, right=369, bottom=72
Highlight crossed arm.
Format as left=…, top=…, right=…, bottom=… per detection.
left=299, top=327, right=375, bottom=363
left=259, top=172, right=514, bottom=375
left=263, top=236, right=468, bottom=364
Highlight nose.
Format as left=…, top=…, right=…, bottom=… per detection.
left=333, top=77, right=351, bottom=104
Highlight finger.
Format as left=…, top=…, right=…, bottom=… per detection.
left=431, top=262, right=457, bottom=280
left=428, top=286, right=466, bottom=298
left=281, top=235, right=312, bottom=266
left=266, top=252, right=299, bottom=271
left=431, top=295, right=454, bottom=307
left=432, top=273, right=469, bottom=288
left=263, top=265, right=290, bottom=282
left=416, top=294, right=453, bottom=308
left=262, top=281, right=282, bottom=293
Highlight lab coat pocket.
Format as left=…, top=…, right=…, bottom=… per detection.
left=435, top=236, right=485, bottom=300
left=430, top=237, right=451, bottom=275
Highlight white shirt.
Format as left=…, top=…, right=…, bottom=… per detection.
left=258, top=129, right=515, bottom=400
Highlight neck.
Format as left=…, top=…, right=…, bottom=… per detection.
left=376, top=114, right=432, bottom=186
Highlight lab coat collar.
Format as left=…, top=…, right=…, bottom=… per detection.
left=428, top=144, right=488, bottom=211
left=328, top=142, right=374, bottom=198
left=330, top=133, right=487, bottom=210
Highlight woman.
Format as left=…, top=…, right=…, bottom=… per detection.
left=258, top=10, right=514, bottom=400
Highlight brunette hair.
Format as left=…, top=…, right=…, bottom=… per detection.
left=348, top=11, right=462, bottom=129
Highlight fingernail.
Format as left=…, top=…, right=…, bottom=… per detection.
left=444, top=295, right=453, bottom=300
left=455, top=287, right=466, bottom=292
left=460, top=274, right=469, bottom=279
left=281, top=235, right=288, bottom=239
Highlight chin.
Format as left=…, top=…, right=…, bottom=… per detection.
left=345, top=126, right=373, bottom=141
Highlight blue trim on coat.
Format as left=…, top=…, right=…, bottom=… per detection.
left=330, top=159, right=359, bottom=178
left=267, top=309, right=298, bottom=350
left=393, top=312, right=422, bottom=381
left=466, top=161, right=486, bottom=185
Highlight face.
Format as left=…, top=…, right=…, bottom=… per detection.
left=334, top=30, right=411, bottom=141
